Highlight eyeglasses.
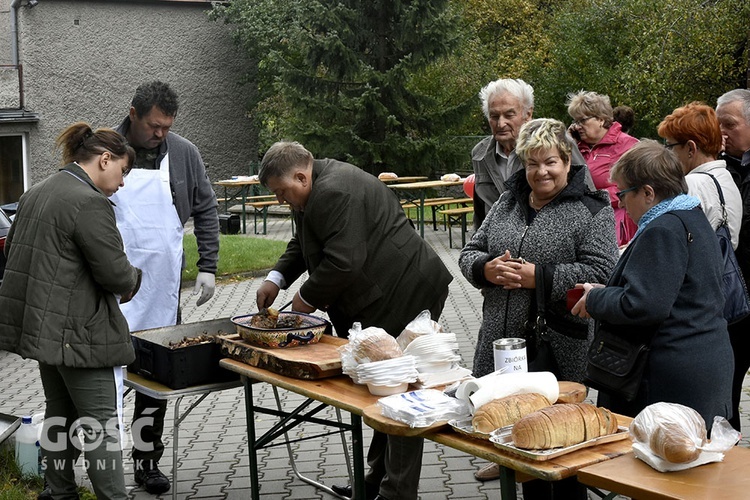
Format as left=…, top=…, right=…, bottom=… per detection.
left=573, top=117, right=593, bottom=127
left=615, top=186, right=640, bottom=199
left=664, top=142, right=684, bottom=150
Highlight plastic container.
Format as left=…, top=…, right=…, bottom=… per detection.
left=367, top=382, right=409, bottom=396
left=129, top=319, right=239, bottom=389
left=15, top=416, right=40, bottom=476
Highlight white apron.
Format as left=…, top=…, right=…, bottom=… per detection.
left=111, top=153, right=183, bottom=332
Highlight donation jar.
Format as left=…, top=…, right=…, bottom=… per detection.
left=493, top=338, right=528, bottom=373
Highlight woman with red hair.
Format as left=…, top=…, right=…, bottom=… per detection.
left=658, top=101, right=742, bottom=249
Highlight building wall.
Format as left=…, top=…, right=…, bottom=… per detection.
left=3, top=0, right=257, bottom=187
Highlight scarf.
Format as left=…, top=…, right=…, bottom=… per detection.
left=633, top=194, right=700, bottom=239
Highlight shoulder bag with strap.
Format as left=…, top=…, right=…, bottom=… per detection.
left=695, top=172, right=750, bottom=324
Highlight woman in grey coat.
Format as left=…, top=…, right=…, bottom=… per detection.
left=460, top=118, right=618, bottom=382
left=460, top=119, right=618, bottom=497
left=573, top=140, right=733, bottom=427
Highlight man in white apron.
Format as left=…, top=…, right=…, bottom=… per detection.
left=112, top=81, right=220, bottom=495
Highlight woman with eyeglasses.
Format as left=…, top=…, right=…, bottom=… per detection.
left=572, top=140, right=733, bottom=428
left=0, top=122, right=141, bottom=499
left=567, top=90, right=639, bottom=246
left=659, top=102, right=748, bottom=435
left=657, top=102, right=742, bottom=249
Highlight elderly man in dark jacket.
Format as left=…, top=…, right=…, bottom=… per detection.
left=717, top=89, right=750, bottom=433
left=256, top=141, right=452, bottom=500
left=471, top=78, right=593, bottom=228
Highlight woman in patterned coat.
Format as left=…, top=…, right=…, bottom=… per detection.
left=460, top=119, right=618, bottom=497
left=459, top=118, right=618, bottom=382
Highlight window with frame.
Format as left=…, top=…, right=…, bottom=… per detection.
left=0, top=135, right=24, bottom=206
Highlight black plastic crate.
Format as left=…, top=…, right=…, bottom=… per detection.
left=219, top=213, right=240, bottom=234
left=129, top=318, right=238, bottom=389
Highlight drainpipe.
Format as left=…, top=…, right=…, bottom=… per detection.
left=10, top=0, right=21, bottom=66
left=9, top=0, right=25, bottom=109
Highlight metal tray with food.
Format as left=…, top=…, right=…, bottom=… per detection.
left=447, top=418, right=492, bottom=441
left=489, top=425, right=630, bottom=461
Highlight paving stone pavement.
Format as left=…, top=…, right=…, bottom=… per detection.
left=2, top=213, right=749, bottom=500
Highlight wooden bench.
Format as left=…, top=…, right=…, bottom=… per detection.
left=228, top=197, right=292, bottom=235
left=439, top=206, right=474, bottom=248
left=402, top=197, right=473, bottom=231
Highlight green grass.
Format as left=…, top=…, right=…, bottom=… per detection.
left=182, top=234, right=288, bottom=282
left=0, top=445, right=94, bottom=500
left=0, top=445, right=42, bottom=499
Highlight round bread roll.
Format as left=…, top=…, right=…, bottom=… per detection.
left=351, top=328, right=402, bottom=363
left=630, top=402, right=706, bottom=463
left=440, top=173, right=461, bottom=182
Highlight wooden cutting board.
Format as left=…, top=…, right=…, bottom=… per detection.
left=556, top=381, right=588, bottom=403
left=220, top=333, right=347, bottom=379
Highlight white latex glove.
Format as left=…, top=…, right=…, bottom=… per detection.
left=193, top=272, right=216, bottom=307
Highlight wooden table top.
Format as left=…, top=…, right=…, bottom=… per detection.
left=388, top=179, right=465, bottom=190
left=219, top=358, right=632, bottom=484
left=214, top=177, right=260, bottom=186
left=124, top=371, right=242, bottom=400
left=380, top=176, right=429, bottom=184
left=219, top=358, right=382, bottom=415
left=361, top=381, right=588, bottom=437
left=578, top=445, right=750, bottom=500
left=428, top=413, right=634, bottom=482
left=362, top=403, right=448, bottom=437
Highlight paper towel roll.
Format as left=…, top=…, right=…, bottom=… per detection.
left=456, top=371, right=559, bottom=413
left=454, top=366, right=509, bottom=401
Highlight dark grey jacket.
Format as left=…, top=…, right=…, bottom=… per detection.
left=587, top=208, right=733, bottom=425
left=459, top=165, right=618, bottom=380
left=273, top=159, right=453, bottom=338
left=0, top=164, right=140, bottom=367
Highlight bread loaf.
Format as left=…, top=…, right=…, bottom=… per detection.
left=472, top=393, right=551, bottom=433
left=378, top=172, right=398, bottom=180
left=630, top=402, right=706, bottom=463
left=511, top=403, right=618, bottom=449
left=352, top=328, right=402, bottom=363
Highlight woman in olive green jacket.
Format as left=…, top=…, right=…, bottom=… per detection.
left=0, top=122, right=141, bottom=500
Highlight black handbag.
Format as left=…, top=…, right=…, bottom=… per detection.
left=696, top=172, right=750, bottom=324
left=524, top=267, right=560, bottom=374
left=584, top=324, right=650, bottom=402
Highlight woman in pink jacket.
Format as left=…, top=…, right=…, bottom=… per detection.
left=567, top=91, right=639, bottom=246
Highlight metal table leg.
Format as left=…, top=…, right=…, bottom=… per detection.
left=418, top=190, right=426, bottom=238
left=350, top=413, right=365, bottom=500
left=170, top=392, right=212, bottom=500
left=272, top=387, right=353, bottom=499
left=243, top=376, right=261, bottom=500
left=242, top=376, right=366, bottom=500
left=499, top=465, right=517, bottom=500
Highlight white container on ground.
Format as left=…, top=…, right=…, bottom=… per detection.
left=15, top=416, right=40, bottom=476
